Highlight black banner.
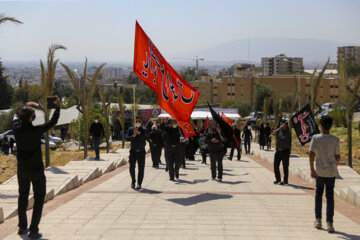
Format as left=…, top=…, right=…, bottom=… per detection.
left=291, top=104, right=320, bottom=145
left=207, top=102, right=234, bottom=144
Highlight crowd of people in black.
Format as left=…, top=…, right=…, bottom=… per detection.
left=125, top=116, right=255, bottom=188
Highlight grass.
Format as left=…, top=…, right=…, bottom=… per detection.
left=0, top=142, right=126, bottom=184
left=286, top=122, right=360, bottom=174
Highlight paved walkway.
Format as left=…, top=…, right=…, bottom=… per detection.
left=3, top=151, right=360, bottom=240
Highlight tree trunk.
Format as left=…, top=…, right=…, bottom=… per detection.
left=348, top=118, right=352, bottom=168
left=106, top=121, right=109, bottom=153
left=84, top=114, right=88, bottom=159
left=122, top=124, right=125, bottom=149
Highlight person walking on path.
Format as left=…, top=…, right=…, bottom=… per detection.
left=273, top=120, right=291, bottom=185
left=12, top=97, right=60, bottom=239
left=148, top=124, right=163, bottom=168
left=242, top=125, right=253, bottom=154
left=160, top=119, right=181, bottom=181
left=126, top=116, right=147, bottom=189
left=259, top=124, right=266, bottom=150
left=228, top=123, right=241, bottom=161
left=310, top=115, right=340, bottom=233
left=198, top=133, right=208, bottom=164
left=89, top=116, right=105, bottom=160
left=206, top=122, right=225, bottom=181
left=264, top=123, right=272, bottom=150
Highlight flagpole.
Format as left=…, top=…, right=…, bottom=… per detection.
left=133, top=82, right=136, bottom=127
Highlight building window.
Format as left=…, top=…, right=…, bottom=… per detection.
left=232, top=93, right=235, bottom=96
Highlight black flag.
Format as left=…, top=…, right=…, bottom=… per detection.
left=291, top=104, right=320, bottom=145
left=207, top=102, right=234, bottom=144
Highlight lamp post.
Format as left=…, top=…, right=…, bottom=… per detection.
left=283, top=59, right=302, bottom=111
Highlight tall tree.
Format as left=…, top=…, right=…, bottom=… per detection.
left=40, top=44, right=66, bottom=167
left=338, top=55, right=360, bottom=168
left=97, top=86, right=111, bottom=153
left=253, top=83, right=274, bottom=111
left=308, top=58, right=330, bottom=112
left=61, top=59, right=106, bottom=158
left=116, top=86, right=126, bottom=149
left=0, top=59, right=13, bottom=109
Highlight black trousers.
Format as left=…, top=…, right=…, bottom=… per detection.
left=315, top=177, right=336, bottom=223
left=165, top=145, right=180, bottom=179
left=129, top=150, right=146, bottom=185
left=201, top=149, right=208, bottom=163
left=244, top=140, right=251, bottom=154
left=17, top=171, right=46, bottom=233
left=179, top=143, right=186, bottom=167
left=150, top=144, right=162, bottom=167
left=229, top=142, right=241, bottom=160
left=274, top=149, right=290, bottom=182
left=210, top=153, right=223, bottom=179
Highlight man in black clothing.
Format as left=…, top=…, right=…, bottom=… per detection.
left=242, top=125, right=253, bottom=154
left=264, top=123, right=272, bottom=150
left=13, top=97, right=60, bottom=239
left=206, top=123, right=225, bottom=181
left=90, top=116, right=105, bottom=160
left=126, top=116, right=147, bottom=189
left=228, top=123, right=241, bottom=161
left=148, top=124, right=163, bottom=168
left=161, top=118, right=181, bottom=181
left=273, top=121, right=291, bottom=185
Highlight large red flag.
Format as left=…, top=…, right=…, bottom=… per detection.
left=133, top=22, right=199, bottom=137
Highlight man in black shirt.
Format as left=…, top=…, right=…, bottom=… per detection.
left=228, top=123, right=241, bottom=161
left=161, top=119, right=181, bottom=181
left=90, top=116, right=105, bottom=160
left=242, top=125, right=253, bottom=154
left=13, top=97, right=60, bottom=239
left=273, top=121, right=291, bottom=185
left=206, top=123, right=225, bottom=181
left=148, top=124, right=163, bottom=168
left=126, top=116, right=147, bottom=189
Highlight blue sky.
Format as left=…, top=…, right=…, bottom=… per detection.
left=0, top=0, right=359, bottom=62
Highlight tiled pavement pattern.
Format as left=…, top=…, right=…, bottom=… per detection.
left=3, top=150, right=360, bottom=240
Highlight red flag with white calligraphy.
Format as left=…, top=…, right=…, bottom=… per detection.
left=133, top=22, right=199, bottom=137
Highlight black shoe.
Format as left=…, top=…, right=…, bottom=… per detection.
left=170, top=178, right=175, bottom=181
left=273, top=181, right=281, bottom=184
left=165, top=167, right=169, bottom=172
left=137, top=185, right=142, bottom=190
left=281, top=181, right=288, bottom=185
left=227, top=157, right=232, bottom=161
left=18, top=228, right=29, bottom=235
left=218, top=178, right=222, bottom=182
left=131, top=183, right=135, bottom=189
left=175, top=173, right=179, bottom=179
left=212, top=177, right=216, bottom=180
left=279, top=182, right=285, bottom=185
left=28, top=232, right=43, bottom=239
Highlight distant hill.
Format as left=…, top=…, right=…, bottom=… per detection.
left=176, top=38, right=359, bottom=68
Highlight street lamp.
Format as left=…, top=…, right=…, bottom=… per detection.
left=283, top=59, right=302, bottom=111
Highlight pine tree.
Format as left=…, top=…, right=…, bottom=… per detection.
left=0, top=59, right=13, bottom=109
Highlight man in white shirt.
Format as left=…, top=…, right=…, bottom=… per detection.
left=309, top=115, right=340, bottom=233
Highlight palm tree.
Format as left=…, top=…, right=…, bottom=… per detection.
left=61, top=59, right=106, bottom=159
left=116, top=86, right=126, bottom=148
left=338, top=54, right=360, bottom=168
left=97, top=85, right=111, bottom=153
left=309, top=58, right=330, bottom=112
left=0, top=13, right=23, bottom=25
left=40, top=44, right=66, bottom=167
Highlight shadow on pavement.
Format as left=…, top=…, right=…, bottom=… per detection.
left=223, top=172, right=239, bottom=176
left=19, top=235, right=50, bottom=240
left=167, top=193, right=233, bottom=206
left=220, top=180, right=250, bottom=185
left=223, top=169, right=234, bottom=172
left=286, top=183, right=314, bottom=190
left=46, top=166, right=68, bottom=174
left=334, top=231, right=360, bottom=239
left=182, top=167, right=199, bottom=170
left=176, top=179, right=208, bottom=185
left=138, top=188, right=162, bottom=194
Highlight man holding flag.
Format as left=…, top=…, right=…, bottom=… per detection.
left=228, top=123, right=241, bottom=161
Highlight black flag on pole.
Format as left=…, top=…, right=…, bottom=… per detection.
left=291, top=104, right=320, bottom=146
left=207, top=102, right=234, bottom=144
